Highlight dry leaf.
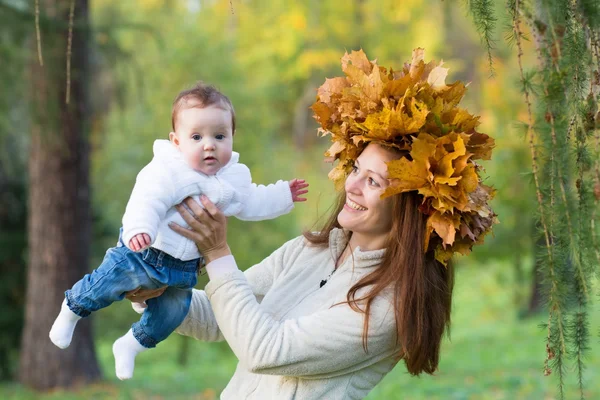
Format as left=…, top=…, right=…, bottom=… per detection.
left=311, top=48, right=497, bottom=261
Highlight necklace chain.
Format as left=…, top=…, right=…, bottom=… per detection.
left=320, top=244, right=350, bottom=288
left=319, top=268, right=336, bottom=288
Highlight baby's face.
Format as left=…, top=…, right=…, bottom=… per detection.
left=170, top=104, right=233, bottom=175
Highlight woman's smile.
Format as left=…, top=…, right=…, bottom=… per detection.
left=344, top=198, right=368, bottom=211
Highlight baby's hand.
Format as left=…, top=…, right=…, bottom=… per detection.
left=289, top=179, right=309, bottom=202
left=129, top=233, right=151, bottom=252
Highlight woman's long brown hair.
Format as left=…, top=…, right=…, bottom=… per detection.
left=304, top=190, right=454, bottom=375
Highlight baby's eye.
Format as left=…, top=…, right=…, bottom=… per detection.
left=215, top=134, right=225, bottom=140
left=192, top=134, right=201, bottom=141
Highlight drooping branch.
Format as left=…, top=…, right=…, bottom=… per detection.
left=35, top=0, right=43, bottom=66
left=66, top=0, right=75, bottom=104
left=511, top=0, right=567, bottom=388
left=468, top=0, right=497, bottom=73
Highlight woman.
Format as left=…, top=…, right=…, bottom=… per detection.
left=129, top=49, right=495, bottom=399
left=130, top=143, right=453, bottom=399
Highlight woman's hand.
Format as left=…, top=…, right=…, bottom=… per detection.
left=124, top=286, right=166, bottom=303
left=170, top=195, right=231, bottom=264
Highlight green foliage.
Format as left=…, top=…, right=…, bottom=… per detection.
left=3, top=0, right=593, bottom=396
left=468, top=0, right=600, bottom=397
left=2, top=261, right=599, bottom=399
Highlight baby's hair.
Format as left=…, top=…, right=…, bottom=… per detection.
left=171, top=81, right=236, bottom=133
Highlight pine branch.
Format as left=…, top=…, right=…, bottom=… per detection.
left=569, top=311, right=589, bottom=399
left=512, top=1, right=566, bottom=391
left=468, top=0, right=497, bottom=74
left=549, top=311, right=567, bottom=400
left=582, top=22, right=600, bottom=269
left=592, top=123, right=600, bottom=265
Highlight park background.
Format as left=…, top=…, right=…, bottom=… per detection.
left=1, top=0, right=599, bottom=399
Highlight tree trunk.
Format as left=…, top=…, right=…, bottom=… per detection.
left=18, top=0, right=101, bottom=389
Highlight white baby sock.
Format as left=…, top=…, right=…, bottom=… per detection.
left=49, top=299, right=82, bottom=349
left=112, top=328, right=148, bottom=380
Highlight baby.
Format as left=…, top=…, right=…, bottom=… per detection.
left=49, top=82, right=309, bottom=380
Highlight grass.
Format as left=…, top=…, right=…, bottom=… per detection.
left=2, top=260, right=599, bottom=400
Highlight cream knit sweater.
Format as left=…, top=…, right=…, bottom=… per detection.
left=176, top=228, right=401, bottom=399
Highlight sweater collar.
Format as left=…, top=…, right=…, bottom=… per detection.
left=152, top=139, right=239, bottom=173
left=328, top=228, right=386, bottom=268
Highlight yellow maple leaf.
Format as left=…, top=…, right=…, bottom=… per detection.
left=384, top=157, right=430, bottom=198
left=311, top=102, right=334, bottom=129
left=443, top=108, right=480, bottom=133
left=324, top=141, right=346, bottom=162
left=460, top=132, right=495, bottom=160
left=328, top=164, right=348, bottom=191
left=316, top=77, right=349, bottom=104
left=427, top=65, right=449, bottom=90
left=363, top=107, right=392, bottom=139
left=409, top=48, right=425, bottom=78
left=424, top=211, right=461, bottom=251
left=384, top=74, right=413, bottom=98
left=341, top=50, right=373, bottom=74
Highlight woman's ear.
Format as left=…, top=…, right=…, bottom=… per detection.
left=169, top=132, right=179, bottom=148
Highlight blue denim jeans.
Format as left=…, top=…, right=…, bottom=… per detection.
left=65, top=230, right=199, bottom=348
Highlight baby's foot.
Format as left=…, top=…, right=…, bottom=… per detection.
left=49, top=299, right=81, bottom=349
left=112, top=329, right=148, bottom=380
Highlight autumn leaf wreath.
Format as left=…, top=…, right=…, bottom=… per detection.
left=311, top=48, right=498, bottom=265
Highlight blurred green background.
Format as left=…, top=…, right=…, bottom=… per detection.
left=1, top=0, right=598, bottom=399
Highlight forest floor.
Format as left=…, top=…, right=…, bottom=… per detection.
left=2, top=259, right=599, bottom=400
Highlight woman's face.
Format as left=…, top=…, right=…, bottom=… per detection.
left=337, top=144, right=397, bottom=249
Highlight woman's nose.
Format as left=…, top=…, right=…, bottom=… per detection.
left=345, top=174, right=362, bottom=194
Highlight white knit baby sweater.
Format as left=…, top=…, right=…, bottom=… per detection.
left=122, top=140, right=294, bottom=261
left=176, top=228, right=401, bottom=399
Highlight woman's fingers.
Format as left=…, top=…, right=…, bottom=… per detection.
left=172, top=196, right=229, bottom=263
left=169, top=221, right=201, bottom=241
left=124, top=286, right=166, bottom=303
left=175, top=203, right=204, bottom=228
left=199, top=196, right=225, bottom=221
left=181, top=196, right=206, bottom=217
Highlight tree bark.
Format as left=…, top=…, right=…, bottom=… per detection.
left=18, top=0, right=101, bottom=389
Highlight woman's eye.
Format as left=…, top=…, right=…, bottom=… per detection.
left=192, top=134, right=201, bottom=141
left=369, top=177, right=380, bottom=187
left=351, top=165, right=358, bottom=174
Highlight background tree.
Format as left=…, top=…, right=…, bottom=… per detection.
left=0, top=0, right=29, bottom=382
left=17, top=0, right=101, bottom=389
